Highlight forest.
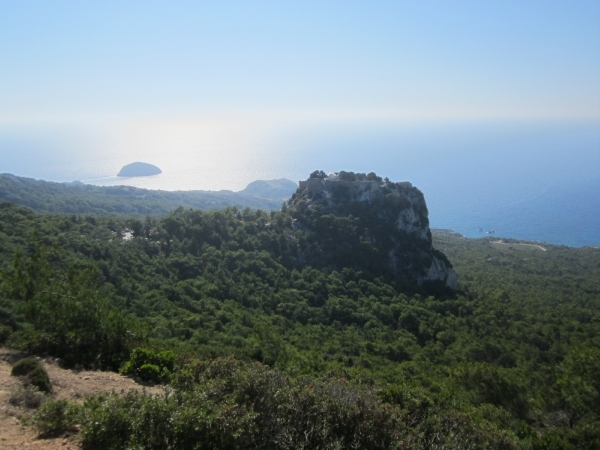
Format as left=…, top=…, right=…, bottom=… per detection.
left=0, top=173, right=297, bottom=215
left=0, top=179, right=598, bottom=448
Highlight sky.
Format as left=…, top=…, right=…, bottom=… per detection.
left=1, top=1, right=599, bottom=245
left=1, top=0, right=599, bottom=123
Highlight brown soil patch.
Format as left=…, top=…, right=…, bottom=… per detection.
left=0, top=347, right=163, bottom=449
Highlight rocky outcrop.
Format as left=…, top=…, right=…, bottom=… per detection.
left=288, top=171, right=457, bottom=289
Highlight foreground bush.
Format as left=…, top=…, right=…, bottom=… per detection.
left=29, top=357, right=520, bottom=449
left=9, top=385, right=46, bottom=408
left=11, top=358, right=52, bottom=393
left=33, top=399, right=81, bottom=436
left=11, top=357, right=41, bottom=376
left=119, top=347, right=176, bottom=383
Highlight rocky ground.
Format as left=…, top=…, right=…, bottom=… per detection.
left=0, top=347, right=163, bottom=449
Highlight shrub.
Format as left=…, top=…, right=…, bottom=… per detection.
left=95, top=357, right=403, bottom=449
left=137, top=363, right=161, bottom=382
left=27, top=356, right=522, bottom=449
left=29, top=365, right=52, bottom=393
left=11, top=357, right=41, bottom=376
left=33, top=399, right=81, bottom=436
left=78, top=393, right=137, bottom=449
left=9, top=385, right=46, bottom=409
left=120, top=348, right=176, bottom=383
left=11, top=358, right=52, bottom=393
left=0, top=324, right=12, bottom=343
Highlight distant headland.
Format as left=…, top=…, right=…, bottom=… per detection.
left=117, top=162, right=162, bottom=177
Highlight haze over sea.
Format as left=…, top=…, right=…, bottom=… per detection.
left=1, top=119, right=598, bottom=247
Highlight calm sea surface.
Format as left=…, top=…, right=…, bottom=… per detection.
left=1, top=120, right=599, bottom=247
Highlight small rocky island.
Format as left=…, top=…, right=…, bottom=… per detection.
left=117, top=162, right=162, bottom=177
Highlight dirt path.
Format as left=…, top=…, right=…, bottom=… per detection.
left=0, top=348, right=163, bottom=449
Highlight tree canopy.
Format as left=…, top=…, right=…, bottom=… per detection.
left=0, top=202, right=598, bottom=448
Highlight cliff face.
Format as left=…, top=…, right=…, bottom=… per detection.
left=288, top=172, right=457, bottom=289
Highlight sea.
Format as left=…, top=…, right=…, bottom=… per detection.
left=1, top=119, right=599, bottom=247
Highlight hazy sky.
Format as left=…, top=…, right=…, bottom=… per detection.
left=1, top=1, right=599, bottom=246
left=1, top=1, right=599, bottom=123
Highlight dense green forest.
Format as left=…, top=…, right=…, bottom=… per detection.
left=0, top=173, right=297, bottom=215
left=0, top=180, right=599, bottom=448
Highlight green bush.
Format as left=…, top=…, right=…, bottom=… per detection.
left=29, top=365, right=52, bottom=393
left=9, top=385, right=46, bottom=409
left=120, top=348, right=175, bottom=383
left=11, top=357, right=41, bottom=376
left=11, top=358, right=52, bottom=393
left=33, top=399, right=81, bottom=436
left=137, top=363, right=161, bottom=382
left=72, top=357, right=521, bottom=449
left=79, top=394, right=137, bottom=449
left=0, top=325, right=12, bottom=343
left=10, top=358, right=41, bottom=377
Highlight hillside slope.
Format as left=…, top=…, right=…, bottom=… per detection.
left=0, top=173, right=297, bottom=216
left=0, top=171, right=598, bottom=448
left=0, top=348, right=162, bottom=449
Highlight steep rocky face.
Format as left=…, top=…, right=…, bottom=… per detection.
left=287, top=171, right=457, bottom=289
